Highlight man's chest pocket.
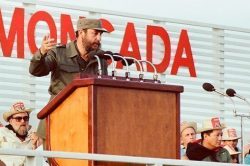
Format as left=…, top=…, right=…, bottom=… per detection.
left=60, top=64, right=79, bottom=73
left=59, top=64, right=80, bottom=84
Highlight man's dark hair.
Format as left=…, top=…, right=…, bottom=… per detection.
left=75, top=29, right=88, bottom=38
left=201, top=130, right=213, bottom=140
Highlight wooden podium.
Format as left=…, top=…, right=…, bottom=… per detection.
left=37, top=78, right=183, bottom=166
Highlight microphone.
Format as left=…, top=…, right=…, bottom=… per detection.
left=202, top=82, right=237, bottom=116
left=103, top=51, right=116, bottom=79
left=88, top=50, right=117, bottom=78
left=138, top=60, right=158, bottom=83
left=121, top=58, right=134, bottom=66
left=88, top=50, right=104, bottom=78
left=112, top=53, right=130, bottom=81
left=123, top=57, right=144, bottom=82
left=226, top=88, right=246, bottom=101
left=202, top=82, right=226, bottom=96
left=226, top=88, right=250, bottom=106
left=202, top=82, right=215, bottom=92
left=202, top=82, right=237, bottom=115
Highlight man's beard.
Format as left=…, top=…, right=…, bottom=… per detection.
left=13, top=125, right=28, bottom=136
left=82, top=37, right=101, bottom=52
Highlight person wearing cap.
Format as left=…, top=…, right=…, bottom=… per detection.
left=186, top=117, right=231, bottom=163
left=221, top=128, right=241, bottom=163
left=0, top=102, right=40, bottom=166
left=180, top=121, right=197, bottom=159
left=223, top=145, right=241, bottom=163
left=29, top=18, right=109, bottom=146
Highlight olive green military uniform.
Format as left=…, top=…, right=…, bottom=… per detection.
left=202, top=148, right=231, bottom=162
left=29, top=40, right=108, bottom=142
left=186, top=141, right=231, bottom=163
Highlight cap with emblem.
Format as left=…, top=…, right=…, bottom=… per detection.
left=76, top=18, right=108, bottom=32
left=3, top=102, right=32, bottom=122
left=222, top=128, right=241, bottom=140
left=198, top=117, right=226, bottom=133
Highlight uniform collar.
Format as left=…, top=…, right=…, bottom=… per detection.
left=66, top=41, right=78, bottom=58
left=66, top=41, right=98, bottom=65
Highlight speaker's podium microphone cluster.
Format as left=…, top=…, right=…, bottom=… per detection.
left=84, top=50, right=160, bottom=83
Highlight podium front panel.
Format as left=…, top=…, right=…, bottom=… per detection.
left=92, top=86, right=179, bottom=158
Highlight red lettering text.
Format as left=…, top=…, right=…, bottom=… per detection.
left=171, top=30, right=196, bottom=77
left=119, top=22, right=141, bottom=69
left=146, top=25, right=171, bottom=73
left=0, top=8, right=24, bottom=58
left=61, top=14, right=75, bottom=44
left=28, top=11, right=57, bottom=54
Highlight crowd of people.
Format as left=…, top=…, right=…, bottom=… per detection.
left=181, top=117, right=250, bottom=164
left=1, top=102, right=250, bottom=165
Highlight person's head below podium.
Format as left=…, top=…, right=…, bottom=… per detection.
left=0, top=103, right=41, bottom=166
left=180, top=121, right=197, bottom=160
left=221, top=128, right=241, bottom=163
left=221, top=128, right=240, bottom=149
left=3, top=102, right=32, bottom=140
left=180, top=121, right=197, bottom=149
left=186, top=117, right=231, bottom=162
left=199, top=117, right=225, bottom=150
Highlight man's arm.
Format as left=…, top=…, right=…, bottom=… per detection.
left=29, top=35, right=57, bottom=76
left=29, top=49, right=57, bottom=76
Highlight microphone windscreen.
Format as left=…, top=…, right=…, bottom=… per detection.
left=202, top=82, right=215, bottom=92
left=96, top=49, right=105, bottom=56
left=122, top=58, right=134, bottom=66
left=112, top=53, right=122, bottom=61
left=104, top=51, right=113, bottom=55
left=88, top=49, right=109, bottom=59
left=88, top=50, right=100, bottom=59
left=226, top=88, right=236, bottom=97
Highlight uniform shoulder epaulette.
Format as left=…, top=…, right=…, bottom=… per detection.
left=56, top=43, right=66, bottom=48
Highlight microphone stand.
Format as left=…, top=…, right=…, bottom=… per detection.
left=225, top=88, right=250, bottom=164
left=138, top=60, right=158, bottom=83
left=113, top=54, right=130, bottom=81
left=103, top=53, right=116, bottom=79
left=228, top=98, right=250, bottom=164
left=93, top=55, right=102, bottom=78
left=124, top=57, right=144, bottom=82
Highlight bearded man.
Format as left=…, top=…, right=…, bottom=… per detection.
left=0, top=102, right=39, bottom=165
left=29, top=18, right=108, bottom=147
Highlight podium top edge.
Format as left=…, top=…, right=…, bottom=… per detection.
left=37, top=77, right=184, bottom=119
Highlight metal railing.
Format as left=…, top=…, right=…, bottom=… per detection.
left=0, top=148, right=248, bottom=166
